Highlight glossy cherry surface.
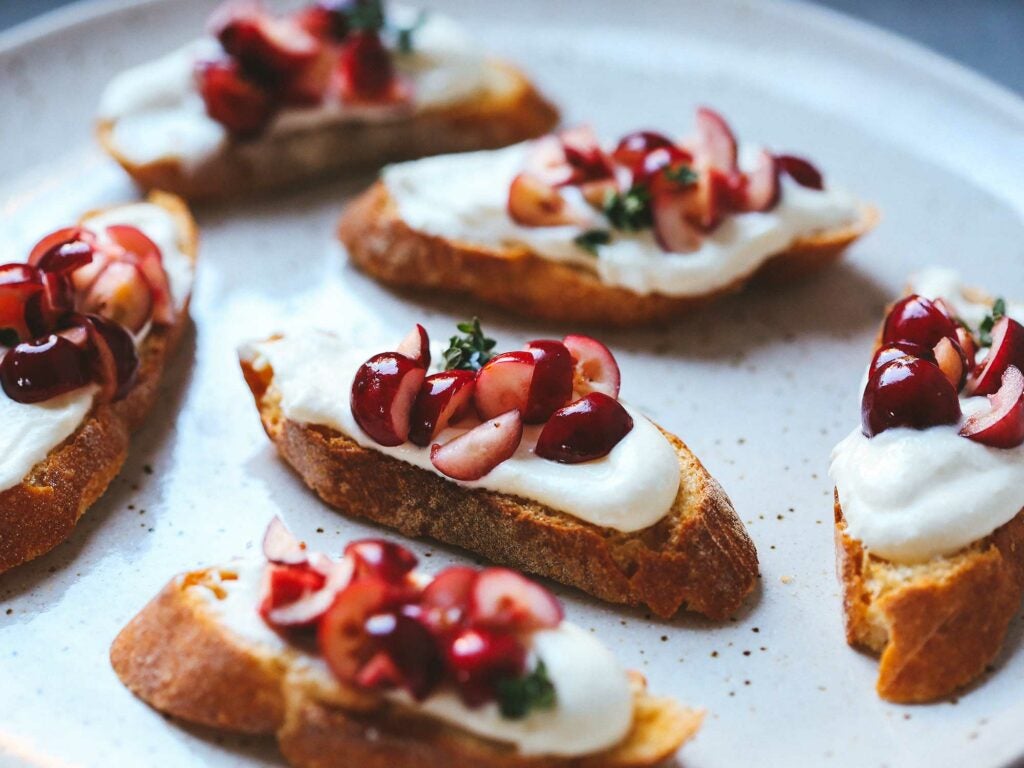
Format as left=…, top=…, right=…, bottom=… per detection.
left=861, top=356, right=961, bottom=436
left=0, top=333, right=91, bottom=404
left=535, top=392, right=635, bottom=463
left=350, top=351, right=426, bottom=446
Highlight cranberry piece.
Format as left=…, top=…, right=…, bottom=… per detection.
left=881, top=295, right=959, bottom=350
left=361, top=611, right=444, bottom=700
left=345, top=539, right=418, bottom=584
left=861, top=356, right=961, bottom=437
left=443, top=626, right=526, bottom=707
left=408, top=369, right=476, bottom=447
left=777, top=154, right=824, bottom=190
left=535, top=392, right=635, bottom=463
left=337, top=31, right=394, bottom=102
left=350, top=351, right=426, bottom=446
left=0, top=333, right=91, bottom=404
left=523, top=340, right=574, bottom=423
left=196, top=59, right=276, bottom=137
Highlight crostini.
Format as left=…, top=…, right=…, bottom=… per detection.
left=830, top=268, right=1024, bottom=702
left=96, top=0, right=558, bottom=201
left=0, top=192, right=196, bottom=573
left=339, top=108, right=877, bottom=326
left=112, top=518, right=702, bottom=767
left=240, top=320, right=758, bottom=619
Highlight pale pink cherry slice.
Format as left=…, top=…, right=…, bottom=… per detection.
left=266, top=555, right=355, bottom=627
left=263, top=515, right=308, bottom=565
left=469, top=567, right=564, bottom=631
left=968, top=316, right=1024, bottom=396
left=562, top=334, right=621, bottom=398
left=80, top=261, right=154, bottom=334
left=396, top=323, right=430, bottom=368
left=473, top=351, right=534, bottom=420
left=693, top=106, right=738, bottom=171
left=961, top=365, right=1024, bottom=449
left=507, top=173, right=585, bottom=227
left=105, top=225, right=173, bottom=325
left=430, top=409, right=523, bottom=481
left=738, top=150, right=780, bottom=212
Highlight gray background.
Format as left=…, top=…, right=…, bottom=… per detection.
left=1, top=0, right=1022, bottom=94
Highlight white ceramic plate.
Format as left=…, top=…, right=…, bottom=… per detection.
left=1, top=1, right=1023, bottom=766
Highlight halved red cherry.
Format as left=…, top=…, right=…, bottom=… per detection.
left=319, top=577, right=398, bottom=681
left=214, top=5, right=321, bottom=82
left=420, top=566, right=478, bottom=631
left=651, top=191, right=703, bottom=253
left=430, top=409, right=524, bottom=481
left=535, top=392, right=635, bottom=463
left=196, top=59, right=276, bottom=137
left=869, top=341, right=931, bottom=373
left=960, top=365, right=1024, bottom=448
left=968, top=317, right=1024, bottom=396
left=0, top=265, right=43, bottom=343
left=80, top=261, right=153, bottom=334
left=261, top=556, right=355, bottom=628
left=933, top=336, right=966, bottom=390
left=259, top=562, right=327, bottom=618
left=612, top=130, right=675, bottom=175
left=469, top=567, right=564, bottom=631
left=474, top=351, right=534, bottom=420
left=881, top=295, right=959, bottom=350
left=396, top=323, right=430, bottom=369
left=360, top=611, right=443, bottom=700
left=263, top=515, right=308, bottom=564
left=443, top=626, right=526, bottom=707
left=408, top=370, right=476, bottom=447
left=523, top=340, right=574, bottom=423
left=957, top=326, right=978, bottom=373
left=563, top=334, right=621, bottom=398
left=693, top=107, right=738, bottom=171
left=345, top=539, right=418, bottom=584
left=507, top=173, right=582, bottom=227
left=105, top=224, right=172, bottom=325
left=777, top=154, right=824, bottom=190
left=76, top=313, right=140, bottom=402
left=558, top=126, right=614, bottom=185
left=336, top=31, right=395, bottom=102
left=350, top=352, right=426, bottom=446
left=0, top=332, right=91, bottom=404
left=861, top=356, right=961, bottom=437
left=737, top=150, right=780, bottom=212
left=28, top=227, right=96, bottom=268
left=637, top=145, right=695, bottom=185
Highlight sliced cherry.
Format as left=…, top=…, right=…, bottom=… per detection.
left=214, top=5, right=321, bottom=83
left=0, top=266, right=43, bottom=343
left=469, top=567, right=564, bottom=631
left=80, top=261, right=153, bottom=334
left=473, top=351, right=535, bottom=420
left=869, top=341, right=931, bottom=373
left=738, top=150, right=780, bottom=212
left=345, top=539, right=418, bottom=584
left=408, top=370, right=476, bottom=447
left=0, top=332, right=91, bottom=404
left=558, top=126, right=614, bottom=185
left=294, top=0, right=372, bottom=41
left=651, top=190, right=703, bottom=254
left=420, top=566, right=478, bottom=632
left=535, top=392, right=634, bottom=463
left=196, top=59, right=276, bottom=137
left=77, top=313, right=140, bottom=402
left=28, top=227, right=96, bottom=268
left=443, top=626, right=526, bottom=707
left=336, top=31, right=396, bottom=102
left=523, top=136, right=574, bottom=187
left=507, top=173, right=582, bottom=227
left=957, top=326, right=978, bottom=373
left=693, top=107, right=738, bottom=171
left=105, top=225, right=173, bottom=325
left=563, top=334, right=621, bottom=398
left=579, top=177, right=619, bottom=209
left=652, top=166, right=729, bottom=246
left=960, top=365, right=1024, bottom=449
left=861, top=356, right=961, bottom=437
left=265, top=555, right=354, bottom=627
left=523, top=340, right=574, bottom=423
left=777, top=154, right=824, bottom=190
left=396, top=323, right=430, bottom=369
left=259, top=563, right=327, bottom=618
left=968, top=316, right=1024, bottom=396
left=350, top=352, right=426, bottom=446
left=933, top=336, right=966, bottom=390
left=360, top=611, right=443, bottom=700
left=637, top=145, right=695, bottom=185
left=263, top=515, right=308, bottom=564
left=319, top=577, right=399, bottom=682
left=611, top=130, right=675, bottom=176
left=430, top=409, right=524, bottom=481
left=881, top=295, right=959, bottom=351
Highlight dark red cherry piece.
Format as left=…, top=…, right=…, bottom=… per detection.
left=523, top=340, right=574, bottom=423
left=777, top=154, right=824, bottom=190
left=350, top=351, right=425, bottom=446
left=345, top=539, right=418, bottom=584
left=861, top=356, right=961, bottom=437
left=0, top=333, right=91, bottom=404
left=197, top=59, right=276, bottom=137
left=443, top=626, right=527, bottom=707
left=337, top=31, right=395, bottom=101
left=881, top=295, right=959, bottom=350
left=535, top=392, right=634, bottom=463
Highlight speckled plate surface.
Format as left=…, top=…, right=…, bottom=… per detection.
left=1, top=1, right=1023, bottom=766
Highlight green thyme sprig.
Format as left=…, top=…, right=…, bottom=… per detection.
left=602, top=185, right=652, bottom=232
left=395, top=10, right=428, bottom=53
left=573, top=229, right=611, bottom=256
left=442, top=318, right=497, bottom=371
left=978, top=297, right=1007, bottom=347
left=496, top=661, right=556, bottom=719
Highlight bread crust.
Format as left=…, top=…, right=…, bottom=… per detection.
left=112, top=566, right=703, bottom=766
left=338, top=181, right=878, bottom=327
left=240, top=356, right=758, bottom=620
left=834, top=494, right=1024, bottom=703
left=0, top=192, right=196, bottom=573
left=97, top=62, right=558, bottom=202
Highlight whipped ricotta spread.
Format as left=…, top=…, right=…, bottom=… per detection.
left=98, top=11, right=495, bottom=170
left=242, top=331, right=681, bottom=532
left=382, top=142, right=862, bottom=297
left=0, top=203, right=194, bottom=493
left=194, top=557, right=634, bottom=757
left=830, top=270, right=1024, bottom=563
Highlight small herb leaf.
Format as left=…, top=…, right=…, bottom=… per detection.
left=662, top=164, right=698, bottom=186
left=496, top=661, right=556, bottom=719
left=443, top=317, right=497, bottom=371
left=603, top=185, right=652, bottom=232
left=573, top=229, right=611, bottom=256
left=395, top=10, right=428, bottom=53
left=978, top=297, right=1007, bottom=347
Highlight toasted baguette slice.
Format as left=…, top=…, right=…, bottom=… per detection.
left=835, top=498, right=1024, bottom=703
left=240, top=353, right=758, bottom=620
left=97, top=61, right=558, bottom=203
left=338, top=181, right=878, bottom=327
left=111, top=564, right=703, bottom=767
left=0, top=192, right=197, bottom=573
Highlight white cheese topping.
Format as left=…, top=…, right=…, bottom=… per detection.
left=242, top=331, right=681, bottom=533
left=0, top=203, right=194, bottom=493
left=829, top=270, right=1024, bottom=563
left=382, top=142, right=863, bottom=297
left=98, top=11, right=494, bottom=170
left=192, top=557, right=634, bottom=757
